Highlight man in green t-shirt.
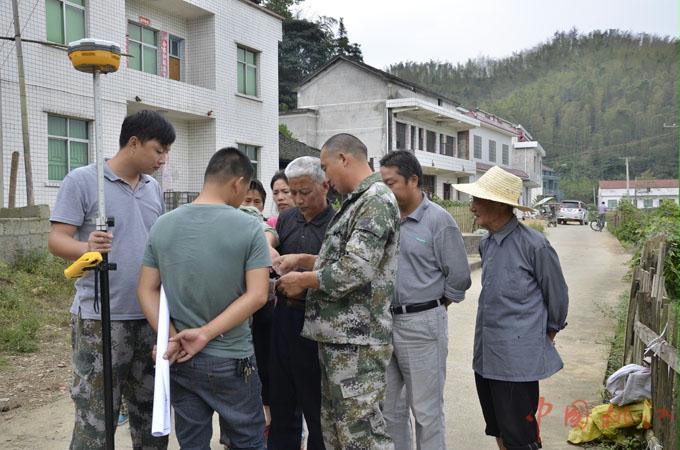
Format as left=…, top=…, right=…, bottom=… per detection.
left=138, top=147, right=271, bottom=450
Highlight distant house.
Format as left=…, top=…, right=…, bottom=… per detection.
left=598, top=179, right=679, bottom=209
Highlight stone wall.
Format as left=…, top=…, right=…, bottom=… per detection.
left=0, top=205, right=50, bottom=264
left=462, top=233, right=483, bottom=256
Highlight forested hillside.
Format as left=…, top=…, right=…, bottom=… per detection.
left=388, top=30, right=679, bottom=199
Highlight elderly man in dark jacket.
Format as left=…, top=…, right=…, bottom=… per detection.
left=454, top=166, right=569, bottom=450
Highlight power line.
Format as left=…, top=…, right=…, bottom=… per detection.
left=0, top=0, right=40, bottom=70
left=545, top=131, right=677, bottom=162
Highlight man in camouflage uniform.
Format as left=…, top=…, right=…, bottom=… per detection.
left=277, top=133, right=400, bottom=449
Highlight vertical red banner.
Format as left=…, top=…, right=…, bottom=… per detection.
left=159, top=31, right=169, bottom=78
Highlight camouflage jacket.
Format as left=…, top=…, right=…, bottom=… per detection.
left=302, top=172, right=400, bottom=345
left=239, top=205, right=278, bottom=241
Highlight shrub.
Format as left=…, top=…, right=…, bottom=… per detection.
left=523, top=219, right=545, bottom=234
left=610, top=199, right=679, bottom=300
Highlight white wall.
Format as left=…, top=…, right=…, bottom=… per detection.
left=470, top=126, right=514, bottom=168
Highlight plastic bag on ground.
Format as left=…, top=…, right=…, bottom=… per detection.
left=606, top=363, right=651, bottom=405
left=567, top=399, right=652, bottom=444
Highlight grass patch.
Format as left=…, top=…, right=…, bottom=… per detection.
left=580, top=432, right=645, bottom=449
left=0, top=250, right=74, bottom=354
left=604, top=292, right=631, bottom=383
left=523, top=219, right=546, bottom=234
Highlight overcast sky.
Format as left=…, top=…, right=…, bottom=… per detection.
left=293, top=0, right=680, bottom=70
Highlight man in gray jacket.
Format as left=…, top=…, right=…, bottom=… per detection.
left=454, top=166, right=569, bottom=450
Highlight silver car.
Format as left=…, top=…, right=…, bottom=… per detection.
left=558, top=200, right=588, bottom=225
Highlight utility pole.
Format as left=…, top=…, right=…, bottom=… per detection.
left=11, top=0, right=35, bottom=206
left=663, top=123, right=680, bottom=205
left=619, top=157, right=634, bottom=200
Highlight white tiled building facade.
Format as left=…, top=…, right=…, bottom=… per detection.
left=0, top=0, right=282, bottom=212
left=280, top=57, right=544, bottom=206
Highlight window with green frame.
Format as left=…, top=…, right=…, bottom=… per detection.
left=237, top=46, right=258, bottom=97
left=238, top=144, right=259, bottom=178
left=48, top=115, right=89, bottom=181
left=46, top=0, right=86, bottom=44
left=127, top=22, right=158, bottom=75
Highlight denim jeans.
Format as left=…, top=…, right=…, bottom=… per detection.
left=170, top=352, right=265, bottom=450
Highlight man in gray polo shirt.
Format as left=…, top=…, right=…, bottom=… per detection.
left=379, top=150, right=471, bottom=450
left=48, top=110, right=175, bottom=450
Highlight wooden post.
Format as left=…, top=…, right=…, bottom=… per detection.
left=8, top=151, right=19, bottom=208
left=11, top=0, right=35, bottom=206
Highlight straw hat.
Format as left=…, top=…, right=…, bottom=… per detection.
left=453, top=166, right=534, bottom=212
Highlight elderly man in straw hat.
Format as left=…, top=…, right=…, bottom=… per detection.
left=453, top=166, right=569, bottom=450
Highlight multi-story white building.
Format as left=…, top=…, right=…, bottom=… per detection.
left=280, top=56, right=544, bottom=206
left=598, top=179, right=679, bottom=209
left=0, top=0, right=282, bottom=212
left=280, top=56, right=480, bottom=200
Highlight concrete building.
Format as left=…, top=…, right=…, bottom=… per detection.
left=280, top=56, right=544, bottom=205
left=280, top=56, right=480, bottom=200
left=542, top=165, right=562, bottom=201
left=0, top=0, right=282, bottom=211
left=598, top=179, right=679, bottom=209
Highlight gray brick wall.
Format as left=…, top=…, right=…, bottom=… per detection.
left=0, top=206, right=50, bottom=263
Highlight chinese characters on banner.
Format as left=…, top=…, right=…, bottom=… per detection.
left=159, top=31, right=169, bottom=79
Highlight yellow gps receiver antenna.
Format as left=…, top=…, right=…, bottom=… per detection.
left=64, top=251, right=103, bottom=279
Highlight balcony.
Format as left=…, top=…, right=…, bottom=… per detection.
left=416, top=150, right=476, bottom=177
left=387, top=98, right=480, bottom=131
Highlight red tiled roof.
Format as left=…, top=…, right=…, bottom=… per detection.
left=476, top=162, right=530, bottom=180
left=465, top=110, right=519, bottom=135
left=598, top=179, right=679, bottom=189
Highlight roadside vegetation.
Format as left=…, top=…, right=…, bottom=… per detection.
left=608, top=199, right=679, bottom=301
left=0, top=250, right=73, bottom=356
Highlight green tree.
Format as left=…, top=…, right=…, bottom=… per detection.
left=279, top=17, right=363, bottom=110
left=262, top=0, right=303, bottom=19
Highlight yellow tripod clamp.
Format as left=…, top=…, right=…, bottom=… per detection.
left=64, top=251, right=103, bottom=279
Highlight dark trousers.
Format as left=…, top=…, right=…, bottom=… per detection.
left=267, top=302, right=325, bottom=450
left=475, top=373, right=542, bottom=450
left=252, top=300, right=275, bottom=406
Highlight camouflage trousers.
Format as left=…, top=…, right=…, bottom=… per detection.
left=318, top=342, right=394, bottom=450
left=70, top=313, right=168, bottom=450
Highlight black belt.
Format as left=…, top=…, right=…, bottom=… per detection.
left=390, top=298, right=445, bottom=315
left=285, top=299, right=306, bottom=311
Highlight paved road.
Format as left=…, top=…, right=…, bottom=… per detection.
left=445, top=223, right=630, bottom=449
left=0, top=224, right=629, bottom=449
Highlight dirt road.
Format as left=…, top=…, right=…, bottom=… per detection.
left=445, top=223, right=630, bottom=449
left=0, top=224, right=630, bottom=449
